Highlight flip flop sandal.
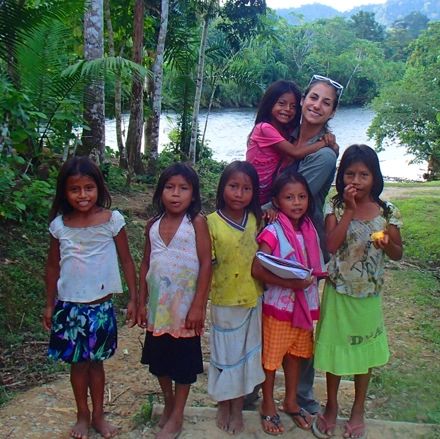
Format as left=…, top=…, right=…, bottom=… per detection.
left=343, top=422, right=367, bottom=439
left=311, top=413, right=336, bottom=438
left=285, top=407, right=313, bottom=430
left=260, top=413, right=284, bottom=436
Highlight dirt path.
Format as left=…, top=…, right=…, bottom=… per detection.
left=1, top=325, right=438, bottom=438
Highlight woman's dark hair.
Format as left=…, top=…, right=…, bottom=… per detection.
left=254, top=80, right=302, bottom=130
left=333, top=144, right=390, bottom=216
left=216, top=161, right=262, bottom=226
left=152, top=162, right=201, bottom=220
left=271, top=170, right=315, bottom=225
left=49, top=156, right=111, bottom=221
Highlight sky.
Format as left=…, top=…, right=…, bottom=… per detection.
left=266, top=0, right=387, bottom=12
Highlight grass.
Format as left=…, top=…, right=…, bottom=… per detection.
left=392, top=197, right=440, bottom=264
left=364, top=185, right=440, bottom=424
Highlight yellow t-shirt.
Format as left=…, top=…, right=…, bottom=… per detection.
left=207, top=210, right=263, bottom=307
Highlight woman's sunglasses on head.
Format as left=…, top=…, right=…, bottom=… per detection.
left=308, top=74, right=344, bottom=99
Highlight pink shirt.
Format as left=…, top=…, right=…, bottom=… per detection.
left=246, top=122, right=286, bottom=204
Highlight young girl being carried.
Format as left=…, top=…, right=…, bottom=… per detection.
left=246, top=79, right=337, bottom=205
left=312, top=145, right=403, bottom=439
left=252, top=171, right=327, bottom=435
left=137, top=163, right=212, bottom=439
left=43, top=156, right=137, bottom=439
left=207, top=161, right=265, bottom=435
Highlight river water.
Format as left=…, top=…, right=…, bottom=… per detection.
left=106, top=107, right=426, bottom=180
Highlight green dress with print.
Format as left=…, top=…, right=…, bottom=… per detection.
left=314, top=201, right=403, bottom=375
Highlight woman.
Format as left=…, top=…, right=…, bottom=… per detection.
left=284, top=74, right=344, bottom=419
left=287, top=74, right=344, bottom=257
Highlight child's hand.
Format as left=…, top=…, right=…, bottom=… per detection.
left=372, top=230, right=389, bottom=249
left=263, top=207, right=278, bottom=224
left=343, top=184, right=357, bottom=210
left=289, top=275, right=314, bottom=291
left=126, top=299, right=137, bottom=328
left=42, top=304, right=54, bottom=331
left=185, top=305, right=205, bottom=336
left=137, top=306, right=148, bottom=329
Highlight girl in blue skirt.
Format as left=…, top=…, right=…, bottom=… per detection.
left=312, top=145, right=403, bottom=439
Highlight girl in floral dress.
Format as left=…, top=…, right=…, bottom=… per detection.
left=137, top=163, right=211, bottom=439
left=44, top=156, right=137, bottom=439
left=312, top=145, right=403, bottom=439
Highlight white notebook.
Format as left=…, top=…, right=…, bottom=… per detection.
left=256, top=251, right=312, bottom=280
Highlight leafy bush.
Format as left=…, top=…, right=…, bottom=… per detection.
left=0, top=155, right=55, bottom=222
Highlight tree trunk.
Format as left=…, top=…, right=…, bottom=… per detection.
left=125, top=0, right=145, bottom=177
left=189, top=12, right=210, bottom=163
left=149, top=0, right=169, bottom=173
left=79, top=0, right=105, bottom=162
left=104, top=0, right=127, bottom=168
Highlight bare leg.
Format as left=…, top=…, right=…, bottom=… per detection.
left=89, top=361, right=118, bottom=438
left=315, top=372, right=341, bottom=436
left=156, top=382, right=190, bottom=439
left=283, top=354, right=312, bottom=429
left=228, top=397, right=244, bottom=435
left=343, top=371, right=371, bottom=438
left=216, top=400, right=230, bottom=432
left=260, top=368, right=284, bottom=434
left=157, top=376, right=175, bottom=428
left=70, top=362, right=91, bottom=439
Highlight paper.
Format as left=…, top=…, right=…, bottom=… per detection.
left=256, top=251, right=312, bottom=280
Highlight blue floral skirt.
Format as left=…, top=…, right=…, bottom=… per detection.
left=48, top=299, right=117, bottom=364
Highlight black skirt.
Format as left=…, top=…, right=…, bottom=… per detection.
left=141, top=331, right=203, bottom=384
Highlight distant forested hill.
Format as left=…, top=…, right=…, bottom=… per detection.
left=276, top=0, right=440, bottom=25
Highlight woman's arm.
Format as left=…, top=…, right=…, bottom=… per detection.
left=186, top=214, right=212, bottom=335
left=43, top=236, right=60, bottom=330
left=251, top=242, right=313, bottom=290
left=114, top=227, right=137, bottom=327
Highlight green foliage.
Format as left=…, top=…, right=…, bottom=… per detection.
left=132, top=394, right=155, bottom=427
left=368, top=22, right=440, bottom=179
left=0, top=155, right=55, bottom=222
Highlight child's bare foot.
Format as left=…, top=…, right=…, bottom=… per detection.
left=228, top=409, right=244, bottom=435
left=155, top=416, right=182, bottom=439
left=158, top=404, right=174, bottom=428
left=216, top=400, right=230, bottom=432
left=70, top=415, right=90, bottom=439
left=91, top=415, right=118, bottom=438
left=228, top=397, right=244, bottom=435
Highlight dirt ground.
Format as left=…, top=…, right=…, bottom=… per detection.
left=1, top=324, right=439, bottom=438
left=1, top=185, right=439, bottom=438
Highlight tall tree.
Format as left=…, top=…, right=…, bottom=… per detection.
left=79, top=0, right=105, bottom=161
left=189, top=0, right=218, bottom=163
left=147, top=0, right=170, bottom=171
left=349, top=11, right=385, bottom=42
left=125, top=0, right=145, bottom=176
left=104, top=0, right=126, bottom=168
left=368, top=23, right=440, bottom=180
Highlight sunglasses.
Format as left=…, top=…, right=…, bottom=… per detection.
left=308, top=74, right=344, bottom=99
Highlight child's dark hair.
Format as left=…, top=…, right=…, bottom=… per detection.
left=333, top=144, right=390, bottom=217
left=254, top=80, right=302, bottom=130
left=152, top=162, right=201, bottom=220
left=271, top=170, right=315, bottom=225
left=49, top=156, right=111, bottom=221
left=216, top=161, right=262, bottom=226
